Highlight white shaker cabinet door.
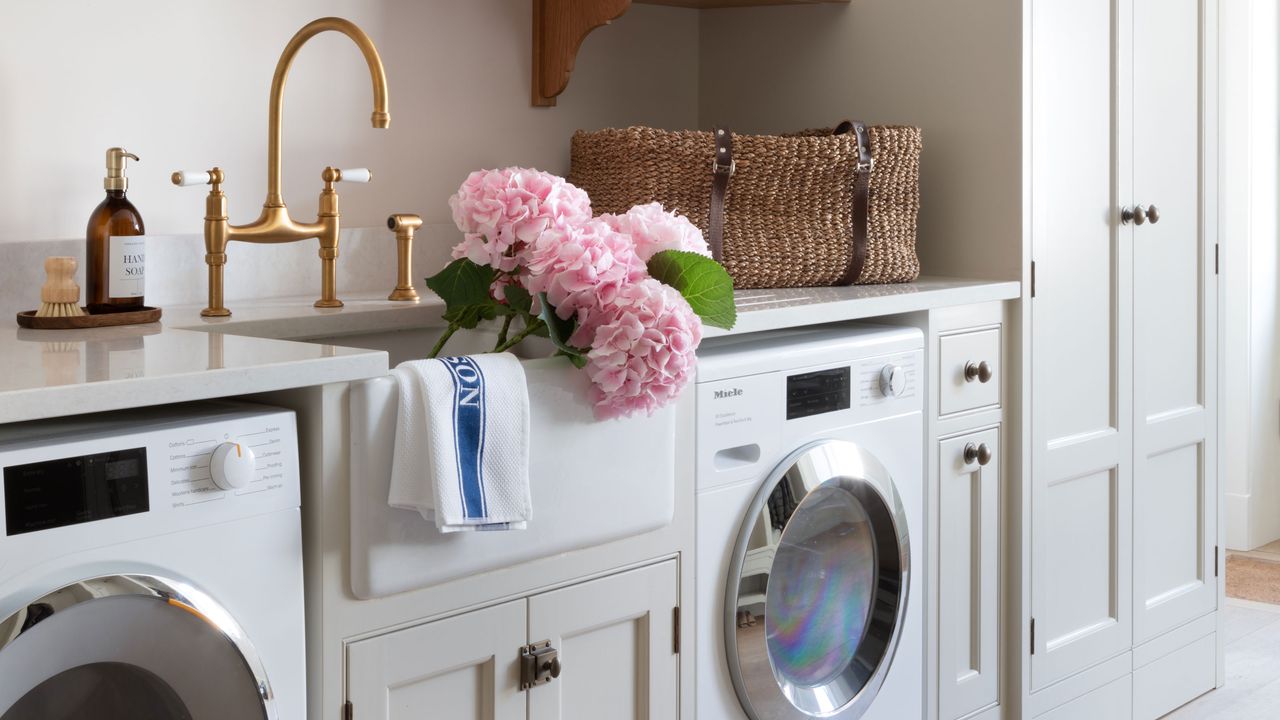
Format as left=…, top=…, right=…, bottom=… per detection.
left=528, top=560, right=680, bottom=720
left=938, top=428, right=1001, bottom=720
left=346, top=600, right=527, bottom=720
left=1130, top=0, right=1218, bottom=643
left=1029, top=0, right=1135, bottom=691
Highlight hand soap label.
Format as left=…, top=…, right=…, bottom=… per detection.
left=108, top=235, right=145, bottom=298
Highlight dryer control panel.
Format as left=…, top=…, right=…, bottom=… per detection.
left=0, top=402, right=299, bottom=542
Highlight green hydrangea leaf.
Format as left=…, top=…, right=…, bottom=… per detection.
left=646, top=250, right=737, bottom=330
left=502, top=285, right=533, bottom=316
left=425, top=259, right=496, bottom=313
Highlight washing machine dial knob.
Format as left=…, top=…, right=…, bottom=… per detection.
left=879, top=365, right=908, bottom=398
left=210, top=442, right=255, bottom=491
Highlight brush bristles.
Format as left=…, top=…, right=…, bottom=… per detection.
left=35, top=302, right=87, bottom=318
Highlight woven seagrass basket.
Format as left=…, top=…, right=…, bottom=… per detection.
left=569, top=122, right=922, bottom=289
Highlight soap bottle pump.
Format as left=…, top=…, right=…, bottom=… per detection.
left=86, top=148, right=146, bottom=312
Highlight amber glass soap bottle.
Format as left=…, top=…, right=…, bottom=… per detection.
left=86, top=148, right=146, bottom=312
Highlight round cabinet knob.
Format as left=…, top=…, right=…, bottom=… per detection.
left=544, top=657, right=562, bottom=679
left=1121, top=206, right=1148, bottom=226
left=964, top=360, right=993, bottom=384
left=210, top=442, right=256, bottom=490
left=1147, top=205, right=1161, bottom=224
left=964, top=442, right=993, bottom=467
left=879, top=365, right=908, bottom=398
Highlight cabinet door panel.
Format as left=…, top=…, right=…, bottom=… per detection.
left=939, top=429, right=1000, bottom=720
left=1131, top=0, right=1217, bottom=642
left=528, top=560, right=679, bottom=720
left=1030, top=0, right=1134, bottom=690
left=347, top=600, right=526, bottom=720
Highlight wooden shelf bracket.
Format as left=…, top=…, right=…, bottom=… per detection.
left=533, top=0, right=633, bottom=106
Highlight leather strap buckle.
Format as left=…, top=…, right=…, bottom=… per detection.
left=713, top=158, right=736, bottom=177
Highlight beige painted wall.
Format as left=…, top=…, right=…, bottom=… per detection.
left=697, top=1, right=1023, bottom=280
left=0, top=0, right=699, bottom=244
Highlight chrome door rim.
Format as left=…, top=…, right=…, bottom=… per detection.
left=0, top=573, right=277, bottom=720
left=725, top=440, right=911, bottom=720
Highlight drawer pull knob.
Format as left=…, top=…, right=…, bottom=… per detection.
left=964, top=442, right=993, bottom=467
left=964, top=360, right=993, bottom=384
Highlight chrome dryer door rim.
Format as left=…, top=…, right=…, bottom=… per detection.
left=0, top=573, right=276, bottom=720
left=725, top=439, right=911, bottom=720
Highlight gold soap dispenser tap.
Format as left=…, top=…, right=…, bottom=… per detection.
left=386, top=213, right=421, bottom=302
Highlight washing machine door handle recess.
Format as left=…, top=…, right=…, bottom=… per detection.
left=0, top=573, right=278, bottom=720
left=724, top=440, right=911, bottom=720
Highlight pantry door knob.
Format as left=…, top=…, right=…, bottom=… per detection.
left=210, top=442, right=256, bottom=490
left=1147, top=205, right=1161, bottom=224
left=964, top=442, right=993, bottom=467
left=1122, top=206, right=1148, bottom=226
left=964, top=360, right=993, bottom=384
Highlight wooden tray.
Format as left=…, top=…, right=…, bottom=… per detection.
left=16, top=306, right=162, bottom=330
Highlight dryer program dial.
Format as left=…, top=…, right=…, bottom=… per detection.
left=210, top=442, right=256, bottom=490
left=879, top=364, right=908, bottom=398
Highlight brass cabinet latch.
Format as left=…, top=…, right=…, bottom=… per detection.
left=520, top=640, right=562, bottom=690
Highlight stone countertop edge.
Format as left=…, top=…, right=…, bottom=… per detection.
left=0, top=326, right=388, bottom=426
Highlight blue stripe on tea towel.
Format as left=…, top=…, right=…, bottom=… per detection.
left=443, top=356, right=487, bottom=519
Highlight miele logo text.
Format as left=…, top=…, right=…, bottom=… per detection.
left=714, top=388, right=743, bottom=399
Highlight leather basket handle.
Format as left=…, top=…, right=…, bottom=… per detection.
left=709, top=127, right=734, bottom=262
left=706, top=121, right=871, bottom=285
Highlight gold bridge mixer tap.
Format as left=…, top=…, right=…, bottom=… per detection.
left=173, top=17, right=390, bottom=317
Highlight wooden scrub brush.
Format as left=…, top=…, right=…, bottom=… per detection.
left=35, top=257, right=88, bottom=318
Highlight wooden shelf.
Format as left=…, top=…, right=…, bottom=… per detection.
left=532, top=0, right=847, bottom=106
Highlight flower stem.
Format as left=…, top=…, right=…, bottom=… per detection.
left=428, top=324, right=460, bottom=359
left=494, top=315, right=515, bottom=350
left=494, top=318, right=543, bottom=354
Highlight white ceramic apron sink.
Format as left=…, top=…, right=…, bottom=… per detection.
left=330, top=327, right=677, bottom=600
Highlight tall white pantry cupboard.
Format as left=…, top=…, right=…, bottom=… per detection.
left=1023, top=0, right=1220, bottom=717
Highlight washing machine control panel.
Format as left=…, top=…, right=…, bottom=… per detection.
left=0, top=403, right=299, bottom=540
left=696, top=347, right=922, bottom=490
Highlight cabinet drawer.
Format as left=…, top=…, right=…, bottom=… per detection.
left=939, top=328, right=1001, bottom=416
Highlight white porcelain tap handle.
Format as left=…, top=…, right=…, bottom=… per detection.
left=172, top=170, right=211, bottom=187
left=338, top=168, right=372, bottom=183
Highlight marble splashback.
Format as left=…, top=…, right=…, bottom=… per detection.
left=0, top=223, right=458, bottom=318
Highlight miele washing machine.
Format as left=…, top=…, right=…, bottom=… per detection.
left=0, top=402, right=305, bottom=720
left=695, top=323, right=924, bottom=720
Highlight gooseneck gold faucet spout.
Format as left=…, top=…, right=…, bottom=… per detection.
left=172, top=17, right=390, bottom=317
left=266, top=17, right=390, bottom=208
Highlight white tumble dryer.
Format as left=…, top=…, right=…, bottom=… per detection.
left=0, top=402, right=305, bottom=720
left=695, top=323, right=924, bottom=720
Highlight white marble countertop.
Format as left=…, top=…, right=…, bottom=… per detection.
left=0, top=275, right=1017, bottom=426
left=0, top=323, right=387, bottom=425
left=164, top=276, right=1021, bottom=340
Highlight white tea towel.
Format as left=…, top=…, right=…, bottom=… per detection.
left=389, top=354, right=532, bottom=532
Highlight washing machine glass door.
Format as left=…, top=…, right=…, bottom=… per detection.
left=727, top=440, right=910, bottom=720
left=0, top=574, right=276, bottom=720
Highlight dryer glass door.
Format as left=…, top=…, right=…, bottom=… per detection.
left=727, top=441, right=910, bottom=720
left=0, top=575, right=275, bottom=720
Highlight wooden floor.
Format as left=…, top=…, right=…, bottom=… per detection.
left=1165, top=596, right=1280, bottom=717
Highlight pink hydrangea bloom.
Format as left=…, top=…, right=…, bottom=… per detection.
left=600, top=202, right=711, bottom=262
left=524, top=219, right=646, bottom=345
left=584, top=278, right=702, bottom=420
left=448, top=168, right=593, bottom=272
